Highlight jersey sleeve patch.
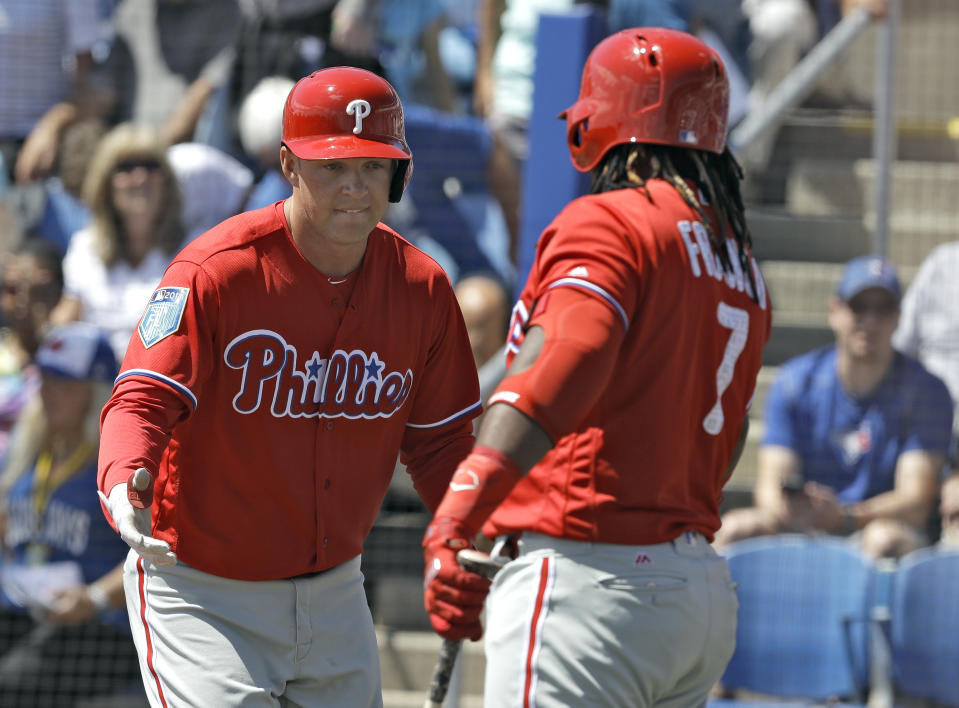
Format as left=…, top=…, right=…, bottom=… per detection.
left=138, top=287, right=190, bottom=348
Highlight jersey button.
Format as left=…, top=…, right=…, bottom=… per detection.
left=332, top=298, right=341, bottom=307
left=324, top=479, right=331, bottom=490
left=325, top=421, right=334, bottom=431
left=323, top=537, right=328, bottom=548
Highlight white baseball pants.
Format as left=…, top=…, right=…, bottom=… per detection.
left=123, top=550, right=382, bottom=707
left=483, top=532, right=738, bottom=707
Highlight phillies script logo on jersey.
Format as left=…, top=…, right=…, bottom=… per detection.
left=224, top=329, right=412, bottom=419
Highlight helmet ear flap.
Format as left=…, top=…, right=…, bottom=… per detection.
left=389, top=159, right=412, bottom=203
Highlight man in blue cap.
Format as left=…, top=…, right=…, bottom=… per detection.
left=716, top=255, right=954, bottom=558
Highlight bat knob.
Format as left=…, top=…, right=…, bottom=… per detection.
left=131, top=467, right=151, bottom=491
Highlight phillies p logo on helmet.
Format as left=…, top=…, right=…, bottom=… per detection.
left=346, top=99, right=371, bottom=134
left=281, top=67, right=413, bottom=202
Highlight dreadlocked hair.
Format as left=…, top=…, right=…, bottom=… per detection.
left=590, top=143, right=759, bottom=304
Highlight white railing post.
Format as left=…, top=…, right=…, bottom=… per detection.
left=871, top=0, right=900, bottom=259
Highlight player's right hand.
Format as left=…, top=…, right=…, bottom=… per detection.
left=98, top=469, right=177, bottom=566
left=422, top=516, right=491, bottom=642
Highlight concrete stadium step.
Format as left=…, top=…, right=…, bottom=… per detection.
left=751, top=366, right=777, bottom=423
left=787, top=159, right=959, bottom=218
left=383, top=690, right=483, bottom=708
left=768, top=110, right=959, bottom=166
left=746, top=110, right=959, bottom=205
left=764, top=322, right=833, bottom=367
left=748, top=208, right=869, bottom=263
left=783, top=158, right=959, bottom=268
left=726, top=419, right=765, bottom=495
left=377, top=627, right=486, bottom=702
left=837, top=0, right=959, bottom=122
left=761, top=260, right=842, bottom=319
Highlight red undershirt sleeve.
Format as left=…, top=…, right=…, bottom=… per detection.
left=489, top=286, right=626, bottom=442
left=400, top=421, right=476, bottom=513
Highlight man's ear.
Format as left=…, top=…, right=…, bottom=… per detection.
left=280, top=145, right=298, bottom=187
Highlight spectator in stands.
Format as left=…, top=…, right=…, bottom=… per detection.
left=376, top=0, right=460, bottom=112
left=893, top=240, right=959, bottom=456
left=0, top=322, right=139, bottom=707
left=715, top=255, right=954, bottom=559
left=51, top=123, right=184, bottom=359
left=0, top=0, right=105, bottom=185
left=0, top=239, right=63, bottom=469
left=95, top=0, right=241, bottom=148
left=227, top=0, right=384, bottom=154
left=237, top=75, right=295, bottom=211
left=454, top=274, right=510, bottom=369
left=939, top=474, right=959, bottom=549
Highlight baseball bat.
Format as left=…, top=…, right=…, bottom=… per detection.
left=423, top=548, right=505, bottom=708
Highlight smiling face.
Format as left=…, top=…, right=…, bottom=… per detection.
left=110, top=156, right=166, bottom=226
left=281, top=148, right=393, bottom=260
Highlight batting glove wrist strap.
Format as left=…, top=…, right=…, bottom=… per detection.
left=431, top=446, right=523, bottom=536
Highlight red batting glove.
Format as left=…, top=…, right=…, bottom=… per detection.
left=422, top=516, right=492, bottom=641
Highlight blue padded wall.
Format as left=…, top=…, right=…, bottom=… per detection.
left=515, top=8, right=607, bottom=297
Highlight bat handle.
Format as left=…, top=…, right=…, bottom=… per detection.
left=423, top=638, right=462, bottom=708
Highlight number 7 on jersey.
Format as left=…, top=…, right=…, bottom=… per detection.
left=703, top=302, right=749, bottom=435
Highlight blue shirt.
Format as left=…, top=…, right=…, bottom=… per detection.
left=763, top=346, right=954, bottom=503
left=3, top=455, right=130, bottom=607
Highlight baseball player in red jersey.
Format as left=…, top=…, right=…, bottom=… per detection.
left=96, top=67, right=482, bottom=707
left=422, top=28, right=773, bottom=706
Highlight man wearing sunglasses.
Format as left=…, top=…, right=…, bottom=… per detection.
left=717, top=255, right=954, bottom=559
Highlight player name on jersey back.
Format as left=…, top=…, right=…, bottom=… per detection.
left=678, top=220, right=768, bottom=309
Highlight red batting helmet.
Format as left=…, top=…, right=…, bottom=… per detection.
left=560, top=27, right=730, bottom=172
left=282, top=67, right=413, bottom=202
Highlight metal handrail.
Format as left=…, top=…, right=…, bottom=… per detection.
left=729, top=2, right=900, bottom=259
left=728, top=5, right=875, bottom=154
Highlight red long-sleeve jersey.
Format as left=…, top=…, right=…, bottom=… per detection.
left=484, top=181, right=772, bottom=544
left=99, top=203, right=480, bottom=580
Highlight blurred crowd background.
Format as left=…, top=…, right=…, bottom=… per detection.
left=1, top=1, right=958, bottom=706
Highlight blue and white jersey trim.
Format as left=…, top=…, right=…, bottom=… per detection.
left=406, top=398, right=482, bottom=429
left=115, top=369, right=199, bottom=411
left=547, top=278, right=629, bottom=329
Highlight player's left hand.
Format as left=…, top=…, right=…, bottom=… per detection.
left=99, top=469, right=177, bottom=566
left=423, top=516, right=492, bottom=642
